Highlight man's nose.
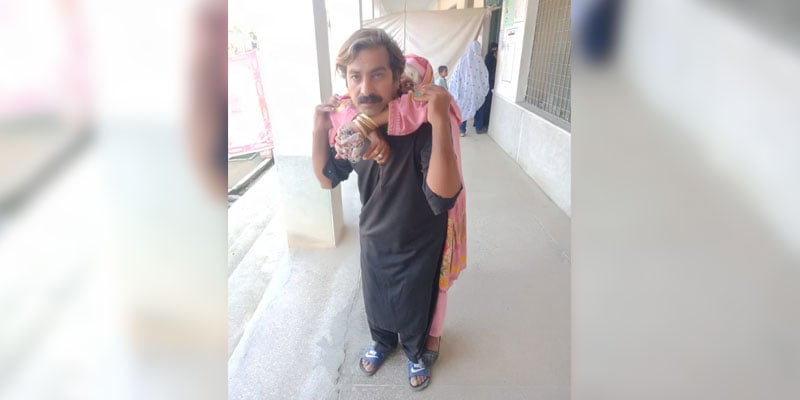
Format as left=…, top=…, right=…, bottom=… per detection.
left=359, top=76, right=374, bottom=95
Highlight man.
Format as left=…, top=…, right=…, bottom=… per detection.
left=434, top=65, right=448, bottom=89
left=311, top=28, right=462, bottom=391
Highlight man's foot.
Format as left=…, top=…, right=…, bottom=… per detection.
left=408, top=360, right=431, bottom=391
left=360, top=358, right=376, bottom=374
left=476, top=128, right=488, bottom=134
left=460, top=132, right=466, bottom=137
left=359, top=345, right=387, bottom=376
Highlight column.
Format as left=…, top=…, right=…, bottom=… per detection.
left=247, top=0, right=343, bottom=247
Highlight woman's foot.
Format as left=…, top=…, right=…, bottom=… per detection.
left=421, top=335, right=440, bottom=366
left=425, top=335, right=440, bottom=353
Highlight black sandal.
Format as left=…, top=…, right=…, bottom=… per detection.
left=421, top=336, right=440, bottom=366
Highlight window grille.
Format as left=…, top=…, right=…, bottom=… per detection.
left=525, top=0, right=571, bottom=124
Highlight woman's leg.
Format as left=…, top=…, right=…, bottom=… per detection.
left=427, top=289, right=448, bottom=345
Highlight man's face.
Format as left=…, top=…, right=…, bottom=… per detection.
left=345, top=46, right=399, bottom=117
left=439, top=69, right=448, bottom=78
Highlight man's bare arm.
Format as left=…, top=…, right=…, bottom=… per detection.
left=418, top=85, right=461, bottom=198
left=312, top=98, right=337, bottom=189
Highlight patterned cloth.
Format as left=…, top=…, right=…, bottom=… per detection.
left=448, top=41, right=490, bottom=121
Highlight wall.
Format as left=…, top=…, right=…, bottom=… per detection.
left=437, top=0, right=485, bottom=10
left=618, top=0, right=800, bottom=253
left=490, top=98, right=571, bottom=214
left=438, top=0, right=465, bottom=10
left=490, top=0, right=572, bottom=216
left=237, top=1, right=345, bottom=247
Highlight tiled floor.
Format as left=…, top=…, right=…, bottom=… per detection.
left=228, top=130, right=571, bottom=399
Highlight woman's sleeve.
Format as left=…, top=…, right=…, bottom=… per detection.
left=322, top=146, right=354, bottom=188
left=328, top=102, right=358, bottom=146
left=388, top=94, right=429, bottom=137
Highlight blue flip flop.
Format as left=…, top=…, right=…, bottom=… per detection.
left=359, top=344, right=387, bottom=376
left=407, top=360, right=431, bottom=391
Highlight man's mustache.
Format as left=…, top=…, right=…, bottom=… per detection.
left=357, top=95, right=383, bottom=104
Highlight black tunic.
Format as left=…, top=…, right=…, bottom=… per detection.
left=323, top=123, right=460, bottom=335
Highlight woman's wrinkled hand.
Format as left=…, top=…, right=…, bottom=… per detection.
left=362, top=130, right=391, bottom=165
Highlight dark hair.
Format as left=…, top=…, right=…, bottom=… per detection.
left=489, top=42, right=498, bottom=50
left=438, top=65, right=448, bottom=73
left=335, top=28, right=405, bottom=82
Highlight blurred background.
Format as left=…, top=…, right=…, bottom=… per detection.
left=0, top=0, right=227, bottom=399
left=571, top=0, right=799, bottom=399
left=0, top=0, right=798, bottom=399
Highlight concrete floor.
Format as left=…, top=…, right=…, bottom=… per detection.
left=227, top=128, right=571, bottom=399
left=227, top=153, right=271, bottom=192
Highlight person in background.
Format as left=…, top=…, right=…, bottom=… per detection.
left=447, top=41, right=489, bottom=137
left=474, top=42, right=497, bottom=134
left=434, top=65, right=448, bottom=89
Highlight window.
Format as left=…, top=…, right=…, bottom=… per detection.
left=525, top=0, right=571, bottom=124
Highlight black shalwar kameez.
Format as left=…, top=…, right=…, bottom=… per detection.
left=323, top=123, right=460, bottom=361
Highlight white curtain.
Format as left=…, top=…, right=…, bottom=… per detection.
left=363, top=8, right=490, bottom=77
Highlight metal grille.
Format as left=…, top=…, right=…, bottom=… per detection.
left=525, top=0, right=571, bottom=124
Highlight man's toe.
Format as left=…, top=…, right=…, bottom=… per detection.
left=363, top=359, right=375, bottom=372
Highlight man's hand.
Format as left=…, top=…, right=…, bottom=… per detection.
left=312, top=96, right=341, bottom=189
left=417, top=84, right=452, bottom=125
left=416, top=84, right=461, bottom=198
left=314, top=96, right=340, bottom=135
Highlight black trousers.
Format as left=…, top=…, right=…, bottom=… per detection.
left=370, top=326, right=426, bottom=363
left=369, top=269, right=441, bottom=363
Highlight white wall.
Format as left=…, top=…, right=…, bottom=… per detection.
left=619, top=0, right=800, bottom=255
left=328, top=0, right=363, bottom=95
left=495, top=0, right=533, bottom=101
left=234, top=0, right=345, bottom=247
left=438, top=0, right=465, bottom=10
left=436, top=0, right=485, bottom=10
left=490, top=98, right=571, bottom=214
left=489, top=0, right=572, bottom=216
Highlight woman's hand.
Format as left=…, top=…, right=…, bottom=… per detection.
left=362, top=129, right=391, bottom=165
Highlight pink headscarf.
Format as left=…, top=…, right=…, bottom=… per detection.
left=404, top=54, right=434, bottom=86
